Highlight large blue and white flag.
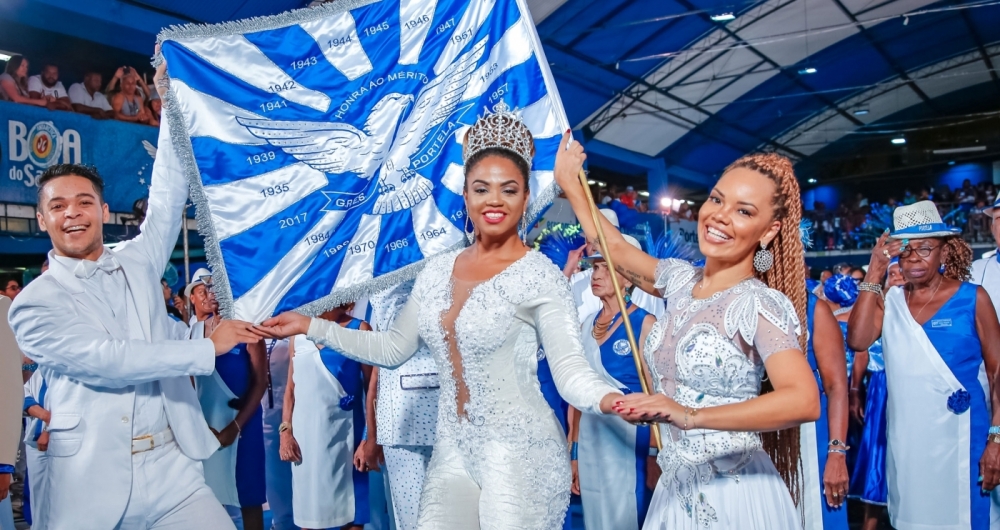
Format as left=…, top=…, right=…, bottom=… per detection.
left=159, top=0, right=569, bottom=322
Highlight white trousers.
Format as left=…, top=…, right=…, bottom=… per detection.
left=383, top=445, right=433, bottom=530
left=25, top=446, right=48, bottom=528
left=114, top=441, right=235, bottom=530
left=262, top=406, right=294, bottom=530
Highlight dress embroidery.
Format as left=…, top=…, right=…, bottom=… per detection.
left=648, top=259, right=801, bottom=526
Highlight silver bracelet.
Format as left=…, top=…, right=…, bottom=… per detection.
left=858, top=282, right=883, bottom=297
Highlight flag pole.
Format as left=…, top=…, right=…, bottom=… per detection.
left=576, top=169, right=662, bottom=451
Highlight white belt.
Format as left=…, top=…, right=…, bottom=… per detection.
left=132, top=428, right=174, bottom=454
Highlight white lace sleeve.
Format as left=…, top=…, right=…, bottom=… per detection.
left=306, top=287, right=422, bottom=369
left=518, top=263, right=621, bottom=414
left=724, top=284, right=802, bottom=361
left=654, top=258, right=697, bottom=298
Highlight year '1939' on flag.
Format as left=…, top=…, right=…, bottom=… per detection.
left=158, top=0, right=569, bottom=323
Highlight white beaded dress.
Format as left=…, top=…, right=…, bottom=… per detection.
left=306, top=249, right=618, bottom=529
left=643, top=259, right=802, bottom=529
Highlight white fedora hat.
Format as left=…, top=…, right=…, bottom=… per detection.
left=183, top=268, right=213, bottom=298
left=888, top=200, right=961, bottom=240
left=598, top=208, right=620, bottom=228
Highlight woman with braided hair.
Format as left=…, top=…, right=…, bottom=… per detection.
left=555, top=149, right=819, bottom=529
left=847, top=200, right=1000, bottom=530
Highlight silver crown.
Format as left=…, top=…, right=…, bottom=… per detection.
left=462, top=101, right=535, bottom=167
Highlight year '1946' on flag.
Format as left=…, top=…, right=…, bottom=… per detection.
left=159, top=0, right=570, bottom=323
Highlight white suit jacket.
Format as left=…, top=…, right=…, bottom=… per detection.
left=7, top=115, right=220, bottom=530
left=971, top=252, right=1000, bottom=317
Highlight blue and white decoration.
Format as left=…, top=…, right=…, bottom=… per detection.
left=158, top=0, right=569, bottom=322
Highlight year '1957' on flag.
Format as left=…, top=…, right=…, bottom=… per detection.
left=159, top=0, right=570, bottom=323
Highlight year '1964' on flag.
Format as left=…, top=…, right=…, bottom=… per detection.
left=158, top=0, right=570, bottom=323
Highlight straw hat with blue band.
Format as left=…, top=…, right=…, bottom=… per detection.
left=888, top=200, right=962, bottom=240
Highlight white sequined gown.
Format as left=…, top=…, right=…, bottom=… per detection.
left=642, top=259, right=802, bottom=529
left=306, top=250, right=618, bottom=529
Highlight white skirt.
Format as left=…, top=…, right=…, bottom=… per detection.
left=643, top=451, right=800, bottom=530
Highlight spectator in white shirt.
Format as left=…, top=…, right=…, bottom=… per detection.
left=68, top=72, right=113, bottom=119
left=27, top=64, right=72, bottom=111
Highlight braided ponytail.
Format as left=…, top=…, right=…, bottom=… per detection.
left=724, top=153, right=807, bottom=503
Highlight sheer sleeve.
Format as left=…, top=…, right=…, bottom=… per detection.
left=753, top=312, right=802, bottom=362
left=751, top=288, right=802, bottom=362
left=306, top=289, right=421, bottom=369
left=521, top=281, right=621, bottom=415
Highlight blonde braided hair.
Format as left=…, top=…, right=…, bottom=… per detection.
left=723, top=153, right=807, bottom=504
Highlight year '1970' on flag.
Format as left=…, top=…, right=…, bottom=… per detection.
left=159, top=0, right=569, bottom=323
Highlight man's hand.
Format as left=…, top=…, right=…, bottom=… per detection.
left=211, top=421, right=239, bottom=448
left=0, top=473, right=9, bottom=501
left=255, top=312, right=311, bottom=339
left=209, top=320, right=264, bottom=355
left=37, top=430, right=50, bottom=452
left=153, top=45, right=169, bottom=99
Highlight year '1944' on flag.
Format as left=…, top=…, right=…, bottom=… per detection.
left=158, top=0, right=569, bottom=323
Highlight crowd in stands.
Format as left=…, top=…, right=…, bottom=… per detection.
left=805, top=179, right=997, bottom=250
left=0, top=55, right=160, bottom=126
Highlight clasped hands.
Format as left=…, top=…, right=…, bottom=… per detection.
left=611, top=393, right=691, bottom=429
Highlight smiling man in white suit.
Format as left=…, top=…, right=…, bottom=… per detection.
left=7, top=61, right=263, bottom=530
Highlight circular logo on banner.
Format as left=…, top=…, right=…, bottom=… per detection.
left=27, top=121, right=61, bottom=168
left=613, top=339, right=632, bottom=356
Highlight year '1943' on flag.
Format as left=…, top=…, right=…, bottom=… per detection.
left=158, top=0, right=569, bottom=323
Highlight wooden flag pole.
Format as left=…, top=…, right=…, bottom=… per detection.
left=576, top=169, right=662, bottom=451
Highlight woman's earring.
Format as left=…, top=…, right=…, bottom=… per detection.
left=519, top=213, right=528, bottom=245
left=938, top=264, right=946, bottom=273
left=754, top=241, right=773, bottom=273
left=464, top=212, right=475, bottom=245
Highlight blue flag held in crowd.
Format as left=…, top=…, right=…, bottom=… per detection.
left=159, top=0, right=569, bottom=322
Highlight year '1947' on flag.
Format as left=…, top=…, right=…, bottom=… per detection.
left=158, top=0, right=569, bottom=323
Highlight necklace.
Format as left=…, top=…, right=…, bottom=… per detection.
left=592, top=302, right=630, bottom=342
left=906, top=278, right=942, bottom=322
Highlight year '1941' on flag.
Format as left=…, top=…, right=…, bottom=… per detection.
left=158, top=0, right=569, bottom=323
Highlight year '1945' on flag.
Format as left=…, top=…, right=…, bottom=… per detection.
left=159, top=0, right=569, bottom=323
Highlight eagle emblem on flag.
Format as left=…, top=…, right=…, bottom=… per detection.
left=158, top=0, right=569, bottom=323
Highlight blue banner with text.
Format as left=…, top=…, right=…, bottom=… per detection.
left=0, top=100, right=159, bottom=212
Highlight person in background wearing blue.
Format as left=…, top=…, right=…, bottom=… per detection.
left=800, top=286, right=850, bottom=530
left=281, top=303, right=372, bottom=530
left=22, top=371, right=50, bottom=528
left=848, top=258, right=904, bottom=530
left=188, top=270, right=269, bottom=530
left=570, top=234, right=657, bottom=530
left=822, top=274, right=863, bottom=384
left=849, top=201, right=1000, bottom=529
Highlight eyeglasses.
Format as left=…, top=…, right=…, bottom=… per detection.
left=899, top=244, right=940, bottom=258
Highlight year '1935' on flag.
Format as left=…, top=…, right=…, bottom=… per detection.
left=158, top=0, right=569, bottom=323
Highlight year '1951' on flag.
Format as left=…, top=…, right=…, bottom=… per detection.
left=159, top=0, right=569, bottom=323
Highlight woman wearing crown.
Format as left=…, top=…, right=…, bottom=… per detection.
left=257, top=108, right=623, bottom=529
left=848, top=201, right=1000, bottom=530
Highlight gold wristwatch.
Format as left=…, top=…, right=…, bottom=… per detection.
left=989, top=433, right=1000, bottom=444
left=278, top=422, right=292, bottom=434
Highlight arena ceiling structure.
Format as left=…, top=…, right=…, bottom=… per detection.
left=3, top=0, right=999, bottom=194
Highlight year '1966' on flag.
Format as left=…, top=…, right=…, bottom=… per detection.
left=159, top=0, right=569, bottom=323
